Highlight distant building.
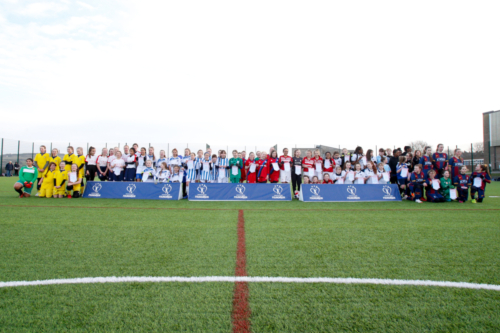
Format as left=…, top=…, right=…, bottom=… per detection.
left=483, top=110, right=500, bottom=170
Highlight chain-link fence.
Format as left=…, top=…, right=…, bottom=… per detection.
left=0, top=138, right=497, bottom=176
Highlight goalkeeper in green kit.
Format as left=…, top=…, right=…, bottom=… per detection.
left=229, top=150, right=243, bottom=183
left=13, top=158, right=39, bottom=198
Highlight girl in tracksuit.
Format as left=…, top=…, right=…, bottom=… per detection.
left=453, top=166, right=471, bottom=203
left=124, top=148, right=137, bottom=182
left=396, top=155, right=410, bottom=198
left=291, top=150, right=302, bottom=197
left=432, top=144, right=448, bottom=178
left=439, top=170, right=454, bottom=202
left=333, top=166, right=346, bottom=184
left=425, top=169, right=445, bottom=202
left=470, top=164, right=491, bottom=203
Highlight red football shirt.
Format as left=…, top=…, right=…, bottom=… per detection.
left=278, top=155, right=293, bottom=171
left=302, top=157, right=314, bottom=172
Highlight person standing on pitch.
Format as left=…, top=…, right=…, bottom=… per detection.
left=34, top=145, right=50, bottom=195
left=229, top=150, right=243, bottom=183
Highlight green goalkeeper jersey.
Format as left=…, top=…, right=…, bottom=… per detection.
left=19, top=166, right=38, bottom=183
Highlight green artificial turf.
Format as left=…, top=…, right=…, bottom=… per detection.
left=0, top=177, right=499, bottom=332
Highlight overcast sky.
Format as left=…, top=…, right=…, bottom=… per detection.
left=1, top=0, right=499, bottom=153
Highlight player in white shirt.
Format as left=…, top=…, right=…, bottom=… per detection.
left=147, top=147, right=156, bottom=168
left=183, top=153, right=198, bottom=194
left=364, top=161, right=380, bottom=184
left=107, top=147, right=119, bottom=181
left=110, top=151, right=125, bottom=181
left=343, top=162, right=354, bottom=184
left=136, top=147, right=147, bottom=182
left=156, top=162, right=170, bottom=183
left=141, top=160, right=156, bottom=183
left=354, top=163, right=366, bottom=184
left=85, top=146, right=98, bottom=182
left=156, top=150, right=168, bottom=174
left=332, top=166, right=346, bottom=184
left=96, top=148, right=109, bottom=181
left=170, top=165, right=182, bottom=183
left=351, top=146, right=366, bottom=170
left=168, top=148, right=182, bottom=174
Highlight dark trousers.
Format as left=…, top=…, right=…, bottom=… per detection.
left=292, top=172, right=302, bottom=193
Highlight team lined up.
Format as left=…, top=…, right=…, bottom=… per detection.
left=14, top=143, right=491, bottom=203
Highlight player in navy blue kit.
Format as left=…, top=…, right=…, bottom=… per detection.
left=453, top=166, right=471, bottom=203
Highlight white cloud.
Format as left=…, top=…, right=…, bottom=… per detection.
left=17, top=2, right=68, bottom=16
left=76, top=1, right=94, bottom=10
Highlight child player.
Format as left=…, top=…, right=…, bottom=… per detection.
left=256, top=153, right=269, bottom=183
left=229, top=150, right=243, bottom=184
left=470, top=164, right=491, bottom=204
left=278, top=148, right=292, bottom=183
left=425, top=170, right=445, bottom=202
left=66, top=163, right=83, bottom=198
left=216, top=150, right=229, bottom=183
left=453, top=166, right=471, bottom=203
left=432, top=144, right=448, bottom=178
left=439, top=170, right=454, bottom=202
left=34, top=145, right=50, bottom=195
left=409, top=164, right=427, bottom=203
left=38, top=162, right=56, bottom=198
left=141, top=160, right=156, bottom=183
left=54, top=161, right=68, bottom=198
left=13, top=158, right=39, bottom=198
left=268, top=151, right=280, bottom=183
left=245, top=152, right=257, bottom=184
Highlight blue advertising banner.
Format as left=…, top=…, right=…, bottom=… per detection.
left=299, top=184, right=402, bottom=202
left=83, top=181, right=182, bottom=200
left=188, top=183, right=292, bottom=201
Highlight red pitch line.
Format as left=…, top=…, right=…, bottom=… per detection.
left=1, top=204, right=498, bottom=212
left=232, top=210, right=250, bottom=333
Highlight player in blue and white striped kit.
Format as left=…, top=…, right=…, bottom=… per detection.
left=184, top=153, right=198, bottom=182
left=216, top=150, right=229, bottom=183
left=199, top=152, right=212, bottom=183
left=195, top=149, right=204, bottom=182
left=209, top=154, right=218, bottom=183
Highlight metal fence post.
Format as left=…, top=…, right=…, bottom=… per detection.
left=488, top=140, right=491, bottom=170
left=0, top=138, right=3, bottom=175
left=32, top=142, right=34, bottom=160
left=87, top=143, right=89, bottom=152
left=470, top=143, right=473, bottom=167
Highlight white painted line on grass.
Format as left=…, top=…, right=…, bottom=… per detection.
left=1, top=276, right=499, bottom=291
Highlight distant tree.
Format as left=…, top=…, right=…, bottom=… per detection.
left=408, top=140, right=429, bottom=152
left=473, top=142, right=484, bottom=153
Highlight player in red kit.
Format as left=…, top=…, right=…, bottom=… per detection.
left=256, top=156, right=269, bottom=183
left=302, top=150, right=314, bottom=180
left=245, top=152, right=257, bottom=183
left=268, top=151, right=280, bottom=183
left=278, top=148, right=293, bottom=183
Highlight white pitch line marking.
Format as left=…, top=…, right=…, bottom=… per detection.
left=1, top=276, right=499, bottom=291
